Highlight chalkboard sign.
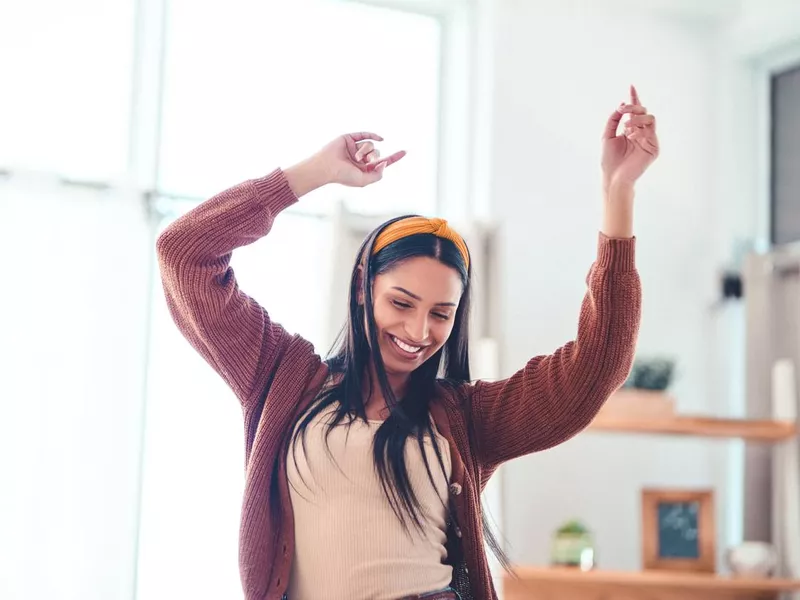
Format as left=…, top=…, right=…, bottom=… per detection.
left=642, top=489, right=715, bottom=572
left=657, top=501, right=700, bottom=559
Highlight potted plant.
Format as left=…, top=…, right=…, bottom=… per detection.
left=550, top=519, right=596, bottom=570
left=622, top=357, right=676, bottom=391
left=598, top=357, right=678, bottom=419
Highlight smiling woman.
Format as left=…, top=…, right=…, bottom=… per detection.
left=287, top=206, right=473, bottom=599
left=156, top=84, right=653, bottom=599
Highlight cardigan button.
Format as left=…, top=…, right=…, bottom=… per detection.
left=449, top=482, right=462, bottom=496
left=455, top=526, right=462, bottom=538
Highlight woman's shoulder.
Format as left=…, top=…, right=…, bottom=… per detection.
left=432, top=378, right=473, bottom=418
left=266, top=334, right=330, bottom=401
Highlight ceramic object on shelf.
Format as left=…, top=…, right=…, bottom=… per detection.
left=725, top=542, right=778, bottom=578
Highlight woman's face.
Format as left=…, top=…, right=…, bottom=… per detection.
left=369, top=256, right=463, bottom=377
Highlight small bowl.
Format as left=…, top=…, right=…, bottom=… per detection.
left=725, top=542, right=778, bottom=578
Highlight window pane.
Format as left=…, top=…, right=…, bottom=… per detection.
left=137, top=209, right=332, bottom=599
left=771, top=64, right=800, bottom=245
left=0, top=0, right=134, bottom=180
left=157, top=0, right=440, bottom=216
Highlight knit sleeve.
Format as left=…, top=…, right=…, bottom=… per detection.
left=469, top=233, right=641, bottom=468
left=155, top=169, right=303, bottom=407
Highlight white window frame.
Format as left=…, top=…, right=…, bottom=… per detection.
left=0, top=0, right=477, bottom=220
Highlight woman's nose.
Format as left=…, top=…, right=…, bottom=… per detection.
left=405, top=316, right=429, bottom=343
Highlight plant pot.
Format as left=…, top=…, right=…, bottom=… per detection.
left=550, top=532, right=596, bottom=570
left=598, top=389, right=676, bottom=419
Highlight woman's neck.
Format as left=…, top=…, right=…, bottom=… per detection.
left=363, top=364, right=408, bottom=421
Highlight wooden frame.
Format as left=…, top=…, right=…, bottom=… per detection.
left=641, top=488, right=715, bottom=573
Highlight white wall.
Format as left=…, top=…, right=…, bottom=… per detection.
left=725, top=0, right=800, bottom=59
left=486, top=2, right=741, bottom=570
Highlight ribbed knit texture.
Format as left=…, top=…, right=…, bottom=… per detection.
left=286, top=403, right=452, bottom=600
left=156, top=169, right=641, bottom=600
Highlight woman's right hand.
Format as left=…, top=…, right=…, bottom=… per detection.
left=317, top=132, right=406, bottom=188
left=284, top=132, right=406, bottom=198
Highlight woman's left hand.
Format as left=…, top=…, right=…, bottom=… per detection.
left=601, top=85, right=659, bottom=189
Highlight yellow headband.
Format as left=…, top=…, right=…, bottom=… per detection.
left=372, top=217, right=470, bottom=269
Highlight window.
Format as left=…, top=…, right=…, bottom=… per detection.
left=0, top=0, right=135, bottom=180
left=770, top=64, right=800, bottom=245
left=157, top=0, right=441, bottom=217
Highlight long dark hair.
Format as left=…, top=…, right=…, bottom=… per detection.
left=290, top=214, right=510, bottom=569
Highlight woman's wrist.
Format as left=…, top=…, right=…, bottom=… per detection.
left=283, top=154, right=332, bottom=198
left=601, top=180, right=635, bottom=238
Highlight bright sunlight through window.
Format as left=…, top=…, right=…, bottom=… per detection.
left=157, top=0, right=441, bottom=216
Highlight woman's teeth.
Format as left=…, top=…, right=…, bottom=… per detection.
left=392, top=336, right=422, bottom=353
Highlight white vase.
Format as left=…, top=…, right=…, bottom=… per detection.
left=725, top=542, right=778, bottom=578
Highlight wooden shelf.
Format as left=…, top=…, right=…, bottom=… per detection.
left=504, top=567, right=800, bottom=599
left=588, top=414, right=797, bottom=442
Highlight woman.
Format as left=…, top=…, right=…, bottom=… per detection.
left=156, top=86, right=657, bottom=600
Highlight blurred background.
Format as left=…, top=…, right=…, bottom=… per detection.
left=2, top=0, right=800, bottom=598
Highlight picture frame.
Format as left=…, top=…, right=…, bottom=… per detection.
left=641, top=488, right=715, bottom=573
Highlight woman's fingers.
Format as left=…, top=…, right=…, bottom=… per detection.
left=624, top=114, right=656, bottom=138
left=368, top=149, right=407, bottom=171
left=354, top=142, right=374, bottom=162
left=619, top=104, right=647, bottom=115
left=345, top=133, right=383, bottom=162
left=349, top=132, right=384, bottom=143
left=603, top=108, right=624, bottom=140
left=603, top=104, right=648, bottom=139
left=626, top=114, right=656, bottom=128
left=630, top=84, right=641, bottom=106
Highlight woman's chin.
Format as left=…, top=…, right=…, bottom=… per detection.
left=379, top=344, right=425, bottom=374
left=380, top=354, right=417, bottom=375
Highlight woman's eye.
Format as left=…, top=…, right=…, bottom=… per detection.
left=433, top=313, right=451, bottom=321
left=392, top=300, right=412, bottom=309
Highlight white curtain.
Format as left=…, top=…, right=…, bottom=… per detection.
left=0, top=178, right=152, bottom=600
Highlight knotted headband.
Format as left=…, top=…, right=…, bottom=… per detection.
left=372, top=216, right=470, bottom=269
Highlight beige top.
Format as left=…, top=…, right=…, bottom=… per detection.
left=286, top=402, right=453, bottom=600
